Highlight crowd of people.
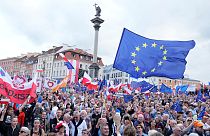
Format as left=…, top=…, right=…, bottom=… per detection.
left=0, top=84, right=209, bottom=136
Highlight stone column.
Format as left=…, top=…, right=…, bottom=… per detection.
left=89, top=9, right=104, bottom=79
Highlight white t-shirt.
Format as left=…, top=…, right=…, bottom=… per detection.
left=70, top=120, right=87, bottom=136
left=203, top=123, right=210, bottom=135
left=50, top=106, right=58, bottom=119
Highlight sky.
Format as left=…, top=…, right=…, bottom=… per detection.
left=0, top=0, right=210, bottom=83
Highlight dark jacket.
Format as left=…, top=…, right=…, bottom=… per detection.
left=0, top=122, right=20, bottom=136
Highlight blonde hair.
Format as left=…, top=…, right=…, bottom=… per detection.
left=124, top=125, right=136, bottom=136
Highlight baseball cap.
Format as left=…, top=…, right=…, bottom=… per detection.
left=193, top=120, right=204, bottom=127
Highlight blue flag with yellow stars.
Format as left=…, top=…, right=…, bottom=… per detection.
left=113, top=28, right=195, bottom=79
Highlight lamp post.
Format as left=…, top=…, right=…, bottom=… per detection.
left=89, top=4, right=104, bottom=79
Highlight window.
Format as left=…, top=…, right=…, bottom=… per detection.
left=46, top=63, right=48, bottom=68
left=80, top=64, right=82, bottom=69
left=54, top=63, right=56, bottom=67
left=85, top=65, right=88, bottom=70
left=49, top=63, right=51, bottom=68
left=54, top=71, right=56, bottom=76
left=60, top=62, right=62, bottom=66
left=48, top=71, right=51, bottom=77
left=57, top=63, right=59, bottom=67
left=63, top=70, right=66, bottom=76
left=72, top=53, right=75, bottom=58
left=60, top=70, right=62, bottom=76
left=86, top=56, right=89, bottom=61
left=56, top=71, right=58, bottom=76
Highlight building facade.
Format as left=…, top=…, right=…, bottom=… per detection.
left=148, top=77, right=201, bottom=89
left=103, top=64, right=130, bottom=84
left=103, top=64, right=201, bottom=89
left=32, top=46, right=104, bottom=81
left=0, top=57, right=18, bottom=76
left=52, top=48, right=104, bottom=80
left=0, top=53, right=39, bottom=78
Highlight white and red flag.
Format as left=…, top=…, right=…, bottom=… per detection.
left=0, top=67, right=37, bottom=104
left=44, top=78, right=57, bottom=89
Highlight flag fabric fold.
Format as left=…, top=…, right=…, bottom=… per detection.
left=197, top=107, right=206, bottom=120
left=59, top=53, right=74, bottom=69
left=113, top=28, right=195, bottom=79
left=0, top=67, right=37, bottom=104
left=52, top=75, right=69, bottom=92
left=160, top=84, right=173, bottom=93
left=123, top=95, right=134, bottom=103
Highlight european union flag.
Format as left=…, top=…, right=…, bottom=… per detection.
left=160, top=84, right=173, bottom=93
left=197, top=107, right=206, bottom=120
left=131, top=81, right=140, bottom=89
left=123, top=95, right=134, bottom=103
left=113, top=28, right=195, bottom=79
left=196, top=90, right=205, bottom=102
left=99, top=76, right=106, bottom=91
left=150, top=86, right=158, bottom=93
left=139, top=81, right=153, bottom=92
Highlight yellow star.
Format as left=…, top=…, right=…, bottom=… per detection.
left=163, top=56, right=167, bottom=60
left=152, top=42, right=157, bottom=47
left=158, top=61, right=163, bottom=66
left=151, top=68, right=156, bottom=72
left=142, top=43, right=148, bottom=48
left=142, top=71, right=147, bottom=75
left=131, top=52, right=137, bottom=57
left=131, top=60, right=136, bottom=64
left=160, top=45, right=164, bottom=50
left=163, top=49, right=167, bottom=55
left=135, top=66, right=140, bottom=72
left=135, top=46, right=140, bottom=51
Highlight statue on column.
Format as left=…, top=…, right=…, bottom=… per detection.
left=94, top=4, right=101, bottom=17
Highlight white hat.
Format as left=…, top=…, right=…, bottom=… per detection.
left=189, top=133, right=199, bottom=136
left=20, top=127, right=30, bottom=135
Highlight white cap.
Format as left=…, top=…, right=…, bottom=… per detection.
left=189, top=133, right=199, bottom=136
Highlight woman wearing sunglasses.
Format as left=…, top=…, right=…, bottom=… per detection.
left=19, top=127, right=30, bottom=136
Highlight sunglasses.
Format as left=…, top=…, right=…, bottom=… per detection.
left=20, top=131, right=26, bottom=133
left=82, top=132, right=88, bottom=134
left=33, top=132, right=39, bottom=134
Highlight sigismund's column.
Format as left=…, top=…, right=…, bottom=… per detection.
left=89, top=4, right=104, bottom=79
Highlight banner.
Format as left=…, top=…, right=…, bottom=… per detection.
left=0, top=78, right=36, bottom=104
left=0, top=67, right=37, bottom=104
left=36, top=78, right=42, bottom=93
left=44, top=78, right=57, bottom=89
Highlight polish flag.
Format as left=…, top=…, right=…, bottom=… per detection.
left=124, top=87, right=132, bottom=95
left=81, top=72, right=91, bottom=85
left=87, top=82, right=98, bottom=90
left=0, top=99, right=10, bottom=104
left=109, top=83, right=122, bottom=93
left=36, top=69, right=44, bottom=73
left=0, top=67, right=37, bottom=104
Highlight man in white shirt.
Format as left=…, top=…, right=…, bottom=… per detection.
left=63, top=113, right=72, bottom=136
left=203, top=117, right=210, bottom=135
left=70, top=111, right=87, bottom=136
left=50, top=101, right=58, bottom=119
